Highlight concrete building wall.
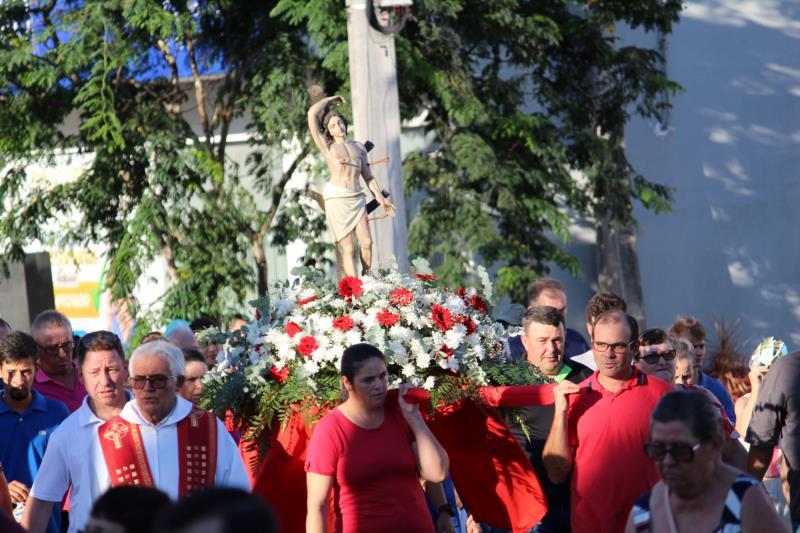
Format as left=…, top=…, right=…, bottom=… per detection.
left=553, top=1, right=800, bottom=351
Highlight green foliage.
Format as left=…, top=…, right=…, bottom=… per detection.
left=0, top=0, right=682, bottom=323
left=0, top=1, right=337, bottom=324
left=275, top=0, right=681, bottom=302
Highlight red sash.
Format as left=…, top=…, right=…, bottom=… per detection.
left=98, top=407, right=218, bottom=497
left=98, top=417, right=155, bottom=488
left=177, top=408, right=218, bottom=497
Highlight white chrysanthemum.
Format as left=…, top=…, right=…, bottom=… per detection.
left=431, top=330, right=445, bottom=348
left=350, top=310, right=367, bottom=324
left=423, top=376, right=436, bottom=390
left=388, top=340, right=408, bottom=365
left=444, top=295, right=466, bottom=315
left=345, top=329, right=363, bottom=346
left=444, top=324, right=467, bottom=349
left=330, top=298, right=348, bottom=309
left=302, top=359, right=320, bottom=376
left=471, top=343, right=486, bottom=360
left=416, top=350, right=431, bottom=369
left=401, top=363, right=416, bottom=377
left=465, top=333, right=480, bottom=346
left=401, top=309, right=426, bottom=329
left=362, top=309, right=379, bottom=331
left=388, top=325, right=413, bottom=341
left=331, top=329, right=347, bottom=344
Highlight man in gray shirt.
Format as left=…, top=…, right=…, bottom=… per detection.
left=746, top=351, right=800, bottom=529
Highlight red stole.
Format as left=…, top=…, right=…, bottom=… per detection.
left=98, top=407, right=218, bottom=497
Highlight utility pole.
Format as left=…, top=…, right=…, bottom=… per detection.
left=345, top=0, right=410, bottom=272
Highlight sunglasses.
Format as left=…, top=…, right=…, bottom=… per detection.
left=643, top=441, right=702, bottom=463
left=638, top=350, right=677, bottom=365
left=36, top=340, right=75, bottom=356
left=129, top=374, right=172, bottom=390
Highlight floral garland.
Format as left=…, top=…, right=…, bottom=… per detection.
left=201, top=261, right=546, bottom=438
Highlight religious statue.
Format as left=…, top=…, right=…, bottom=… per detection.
left=307, top=95, right=395, bottom=278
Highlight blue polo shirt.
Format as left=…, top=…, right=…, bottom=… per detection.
left=698, top=371, right=736, bottom=423
left=0, top=389, right=69, bottom=533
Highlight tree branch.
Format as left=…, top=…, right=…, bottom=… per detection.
left=252, top=142, right=311, bottom=296
left=186, top=34, right=211, bottom=145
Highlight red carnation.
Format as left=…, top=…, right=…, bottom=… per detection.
left=469, top=295, right=488, bottom=313
left=297, top=335, right=318, bottom=357
left=455, top=315, right=477, bottom=336
left=457, top=287, right=467, bottom=298
left=389, top=288, right=414, bottom=306
left=285, top=321, right=302, bottom=338
left=376, top=310, right=400, bottom=328
left=338, top=276, right=364, bottom=299
left=297, top=295, right=318, bottom=306
left=439, top=344, right=454, bottom=358
left=333, top=316, right=355, bottom=332
left=430, top=305, right=454, bottom=332
left=268, top=365, right=289, bottom=383
left=415, top=273, right=437, bottom=282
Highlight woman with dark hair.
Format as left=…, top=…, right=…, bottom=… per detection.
left=625, top=390, right=787, bottom=533
left=305, top=343, right=449, bottom=533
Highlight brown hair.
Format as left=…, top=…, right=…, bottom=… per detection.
left=670, top=316, right=706, bottom=341
left=76, top=331, right=125, bottom=367
left=526, top=278, right=565, bottom=307
left=0, top=331, right=37, bottom=365
left=585, top=292, right=627, bottom=324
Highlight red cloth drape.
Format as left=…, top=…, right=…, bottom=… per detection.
left=252, top=385, right=554, bottom=533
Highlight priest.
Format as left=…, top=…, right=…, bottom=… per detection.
left=25, top=340, right=249, bottom=533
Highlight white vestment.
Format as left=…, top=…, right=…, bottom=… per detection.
left=31, top=396, right=249, bottom=533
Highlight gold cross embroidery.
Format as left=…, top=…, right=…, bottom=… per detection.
left=103, top=422, right=130, bottom=449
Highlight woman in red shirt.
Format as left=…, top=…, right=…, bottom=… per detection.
left=305, top=343, right=449, bottom=533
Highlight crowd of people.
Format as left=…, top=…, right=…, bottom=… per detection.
left=0, top=276, right=797, bottom=533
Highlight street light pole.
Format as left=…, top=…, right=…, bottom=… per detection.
left=345, top=0, right=410, bottom=272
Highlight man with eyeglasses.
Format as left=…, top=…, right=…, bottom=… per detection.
left=23, top=330, right=131, bottom=533
left=543, top=309, right=673, bottom=533
left=105, top=341, right=248, bottom=494
left=25, top=339, right=249, bottom=533
left=637, top=328, right=748, bottom=469
left=669, top=315, right=735, bottom=422
left=31, top=310, right=87, bottom=413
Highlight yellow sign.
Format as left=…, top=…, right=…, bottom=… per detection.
left=51, top=249, right=103, bottom=320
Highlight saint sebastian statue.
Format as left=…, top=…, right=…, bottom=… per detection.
left=307, top=95, right=395, bottom=277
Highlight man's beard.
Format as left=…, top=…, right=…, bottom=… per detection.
left=6, top=387, right=30, bottom=402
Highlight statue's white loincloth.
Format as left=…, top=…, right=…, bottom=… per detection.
left=323, top=182, right=367, bottom=243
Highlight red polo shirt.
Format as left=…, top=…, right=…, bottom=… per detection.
left=33, top=363, right=87, bottom=413
left=567, top=369, right=672, bottom=533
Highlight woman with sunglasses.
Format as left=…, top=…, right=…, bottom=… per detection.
left=625, top=390, right=787, bottom=533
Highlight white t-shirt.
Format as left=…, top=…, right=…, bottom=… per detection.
left=31, top=396, right=249, bottom=533
left=570, top=349, right=598, bottom=371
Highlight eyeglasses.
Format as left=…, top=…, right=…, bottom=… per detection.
left=591, top=339, right=635, bottom=355
left=638, top=350, right=677, bottom=365
left=129, top=374, right=172, bottom=390
left=643, top=441, right=702, bottom=463
left=36, top=340, right=75, bottom=356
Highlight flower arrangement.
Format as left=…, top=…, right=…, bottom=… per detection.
left=202, top=261, right=546, bottom=439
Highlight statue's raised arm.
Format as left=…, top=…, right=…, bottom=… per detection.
left=307, top=95, right=345, bottom=155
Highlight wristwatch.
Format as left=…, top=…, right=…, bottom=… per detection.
left=437, top=503, right=456, bottom=517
